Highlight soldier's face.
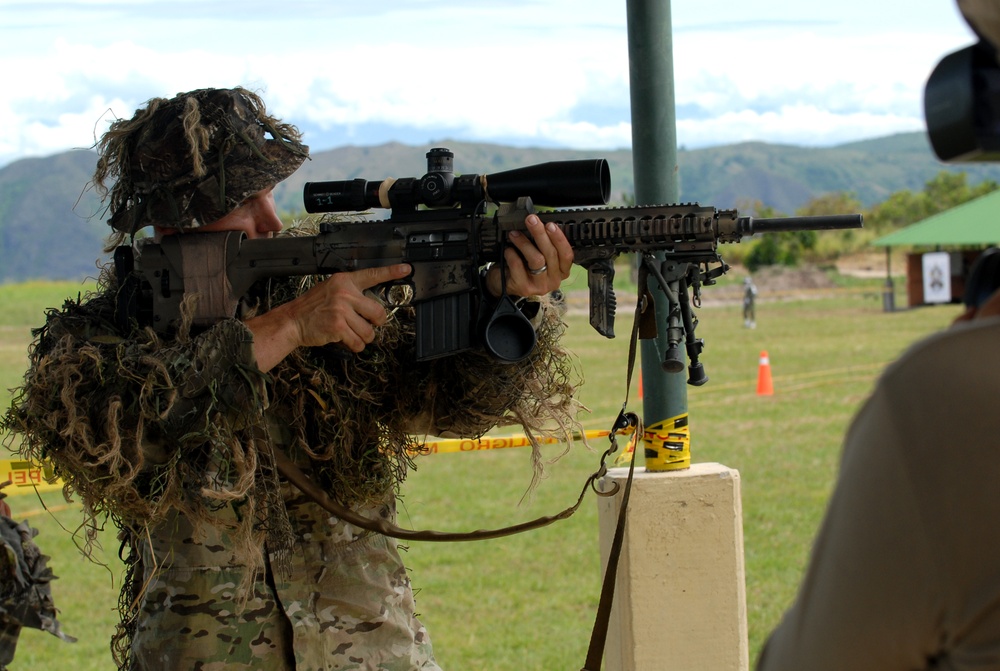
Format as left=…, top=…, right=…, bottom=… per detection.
left=155, top=187, right=283, bottom=241
left=198, top=187, right=283, bottom=239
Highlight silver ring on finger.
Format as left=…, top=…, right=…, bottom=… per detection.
left=529, top=264, right=548, bottom=276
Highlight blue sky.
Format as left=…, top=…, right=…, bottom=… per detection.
left=0, top=0, right=976, bottom=168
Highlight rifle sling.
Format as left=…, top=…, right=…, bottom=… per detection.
left=274, top=445, right=597, bottom=542
left=580, top=260, right=646, bottom=671
left=275, top=433, right=637, bottom=670
left=275, top=275, right=647, bottom=669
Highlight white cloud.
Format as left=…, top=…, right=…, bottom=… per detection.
left=670, top=26, right=973, bottom=148
left=678, top=105, right=926, bottom=148
left=535, top=120, right=633, bottom=150
left=0, top=0, right=982, bottom=166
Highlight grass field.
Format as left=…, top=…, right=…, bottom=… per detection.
left=0, top=275, right=961, bottom=670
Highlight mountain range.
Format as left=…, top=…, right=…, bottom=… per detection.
left=4, top=131, right=1000, bottom=283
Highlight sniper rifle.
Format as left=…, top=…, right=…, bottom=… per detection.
left=115, top=147, right=862, bottom=384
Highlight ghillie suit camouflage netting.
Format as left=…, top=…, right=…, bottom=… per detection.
left=0, top=230, right=584, bottom=666
left=0, top=483, right=76, bottom=669
left=2, top=85, right=584, bottom=667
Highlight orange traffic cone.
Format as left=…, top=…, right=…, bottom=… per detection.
left=757, top=350, right=774, bottom=396
left=638, top=373, right=643, bottom=399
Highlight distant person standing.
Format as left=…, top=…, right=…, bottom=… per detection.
left=743, top=276, right=758, bottom=328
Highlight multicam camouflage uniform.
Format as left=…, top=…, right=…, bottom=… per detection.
left=129, top=455, right=440, bottom=670
left=1, top=88, right=581, bottom=671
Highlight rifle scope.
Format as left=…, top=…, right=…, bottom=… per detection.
left=303, top=147, right=611, bottom=213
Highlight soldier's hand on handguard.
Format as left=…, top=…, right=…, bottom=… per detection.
left=484, top=214, right=574, bottom=299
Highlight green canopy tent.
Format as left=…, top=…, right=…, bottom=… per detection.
left=872, top=189, right=1000, bottom=308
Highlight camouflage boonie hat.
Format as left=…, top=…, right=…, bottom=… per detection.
left=100, top=87, right=309, bottom=234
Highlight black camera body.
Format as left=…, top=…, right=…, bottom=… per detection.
left=925, top=40, right=1000, bottom=162
left=924, top=35, right=1000, bottom=308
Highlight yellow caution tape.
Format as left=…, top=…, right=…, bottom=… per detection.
left=642, top=413, right=691, bottom=472
left=0, top=429, right=618, bottom=495
left=410, top=430, right=611, bottom=455
left=0, top=459, right=64, bottom=496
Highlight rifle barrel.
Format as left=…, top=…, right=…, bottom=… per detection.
left=741, top=214, right=863, bottom=236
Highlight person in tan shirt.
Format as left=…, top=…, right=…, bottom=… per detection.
left=758, top=3, right=1000, bottom=667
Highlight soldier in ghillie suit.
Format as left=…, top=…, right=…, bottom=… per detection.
left=0, top=482, right=75, bottom=668
left=1, top=87, right=582, bottom=670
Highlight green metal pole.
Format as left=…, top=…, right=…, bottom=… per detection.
left=625, top=0, right=691, bottom=471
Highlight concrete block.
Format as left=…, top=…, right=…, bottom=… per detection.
left=596, top=462, right=749, bottom=671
